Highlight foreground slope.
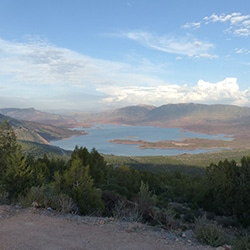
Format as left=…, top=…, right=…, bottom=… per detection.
left=0, top=206, right=213, bottom=250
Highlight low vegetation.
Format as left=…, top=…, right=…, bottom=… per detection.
left=1, top=120, right=250, bottom=248
left=194, top=215, right=225, bottom=247
left=233, top=235, right=250, bottom=250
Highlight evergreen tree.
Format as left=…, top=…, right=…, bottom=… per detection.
left=31, top=161, right=50, bottom=186
left=204, top=157, right=250, bottom=226
left=235, top=156, right=250, bottom=226
left=0, top=121, right=18, bottom=177
left=64, top=152, right=104, bottom=214
left=89, top=148, right=108, bottom=187
left=3, top=144, right=33, bottom=198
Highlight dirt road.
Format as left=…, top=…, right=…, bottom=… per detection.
left=0, top=205, right=215, bottom=250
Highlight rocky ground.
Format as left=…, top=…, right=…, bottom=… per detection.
left=0, top=205, right=223, bottom=250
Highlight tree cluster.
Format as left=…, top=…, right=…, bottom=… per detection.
left=1, top=121, right=250, bottom=228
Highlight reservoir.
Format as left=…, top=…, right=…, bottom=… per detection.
left=50, top=124, right=231, bottom=156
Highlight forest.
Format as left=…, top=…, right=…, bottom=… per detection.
left=1, top=120, right=250, bottom=248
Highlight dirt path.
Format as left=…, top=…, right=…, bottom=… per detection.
left=0, top=205, right=215, bottom=250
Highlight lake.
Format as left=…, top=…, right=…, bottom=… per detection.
left=50, top=124, right=231, bottom=156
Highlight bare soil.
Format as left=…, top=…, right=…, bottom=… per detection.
left=0, top=205, right=215, bottom=250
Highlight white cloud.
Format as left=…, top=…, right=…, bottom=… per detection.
left=0, top=37, right=168, bottom=110
left=99, top=78, right=250, bottom=108
left=204, top=13, right=232, bottom=23
left=182, top=22, right=201, bottom=30
left=230, top=13, right=250, bottom=25
left=194, top=53, right=218, bottom=59
left=0, top=37, right=165, bottom=87
left=0, top=37, right=249, bottom=111
left=235, top=48, right=250, bottom=54
left=124, top=31, right=216, bottom=58
left=204, top=12, right=250, bottom=37
left=203, top=13, right=249, bottom=24
left=232, top=28, right=250, bottom=37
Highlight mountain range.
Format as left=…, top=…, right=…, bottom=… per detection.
left=1, top=103, right=250, bottom=152
left=69, top=103, right=250, bottom=136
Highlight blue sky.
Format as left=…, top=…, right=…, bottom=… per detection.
left=0, top=0, right=250, bottom=111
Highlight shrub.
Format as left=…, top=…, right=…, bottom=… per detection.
left=20, top=185, right=76, bottom=214
left=136, top=181, right=157, bottom=221
left=113, top=200, right=142, bottom=222
left=151, top=205, right=178, bottom=229
left=233, top=235, right=250, bottom=250
left=194, top=215, right=225, bottom=247
left=55, top=193, right=75, bottom=214
left=102, top=190, right=122, bottom=217
left=0, top=184, right=9, bottom=204
left=19, top=185, right=54, bottom=208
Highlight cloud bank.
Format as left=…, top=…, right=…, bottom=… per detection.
left=99, top=78, right=250, bottom=108
left=0, top=37, right=250, bottom=111
left=182, top=12, right=250, bottom=37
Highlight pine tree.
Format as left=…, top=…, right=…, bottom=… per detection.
left=0, top=121, right=18, bottom=177
left=64, top=154, right=104, bottom=214
left=4, top=144, right=33, bottom=198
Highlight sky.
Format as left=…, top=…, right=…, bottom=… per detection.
left=0, top=0, right=250, bottom=111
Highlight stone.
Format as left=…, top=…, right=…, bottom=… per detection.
left=181, top=232, right=186, bottom=238
left=216, top=245, right=231, bottom=250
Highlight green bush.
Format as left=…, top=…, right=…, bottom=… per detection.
left=0, top=190, right=9, bottom=204
left=194, top=215, right=225, bottom=247
left=151, top=205, right=178, bottom=229
left=20, top=185, right=75, bottom=214
left=233, top=235, right=250, bottom=250
left=19, top=185, right=54, bottom=208
left=113, top=200, right=142, bottom=222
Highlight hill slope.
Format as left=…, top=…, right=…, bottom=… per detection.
left=0, top=107, right=77, bottom=126
left=73, top=103, right=250, bottom=133
left=0, top=113, right=80, bottom=145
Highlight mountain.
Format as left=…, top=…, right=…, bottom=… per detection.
left=0, top=112, right=81, bottom=145
left=2, top=103, right=250, bottom=146
left=68, top=103, right=250, bottom=143
left=78, top=103, right=250, bottom=124
left=114, top=103, right=250, bottom=122
left=0, top=108, right=77, bottom=126
left=4, top=104, right=250, bottom=128
left=2, top=103, right=250, bottom=158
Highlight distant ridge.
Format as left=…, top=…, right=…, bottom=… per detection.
left=0, top=111, right=80, bottom=145
left=91, top=103, right=250, bottom=125
left=147, top=103, right=250, bottom=121
left=2, top=103, right=250, bottom=124
left=2, top=103, right=250, bottom=142
left=0, top=107, right=77, bottom=126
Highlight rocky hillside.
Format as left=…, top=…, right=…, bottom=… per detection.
left=0, top=108, right=77, bottom=126
left=0, top=113, right=81, bottom=144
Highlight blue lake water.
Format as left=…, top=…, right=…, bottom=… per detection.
left=50, top=124, right=231, bottom=156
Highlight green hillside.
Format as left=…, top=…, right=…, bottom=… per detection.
left=19, top=140, right=71, bottom=158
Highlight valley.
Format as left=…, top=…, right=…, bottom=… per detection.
left=1, top=103, right=250, bottom=159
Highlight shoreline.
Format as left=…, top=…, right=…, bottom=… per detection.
left=109, top=137, right=234, bottom=150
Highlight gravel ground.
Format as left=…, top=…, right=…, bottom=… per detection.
left=0, top=205, right=216, bottom=250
